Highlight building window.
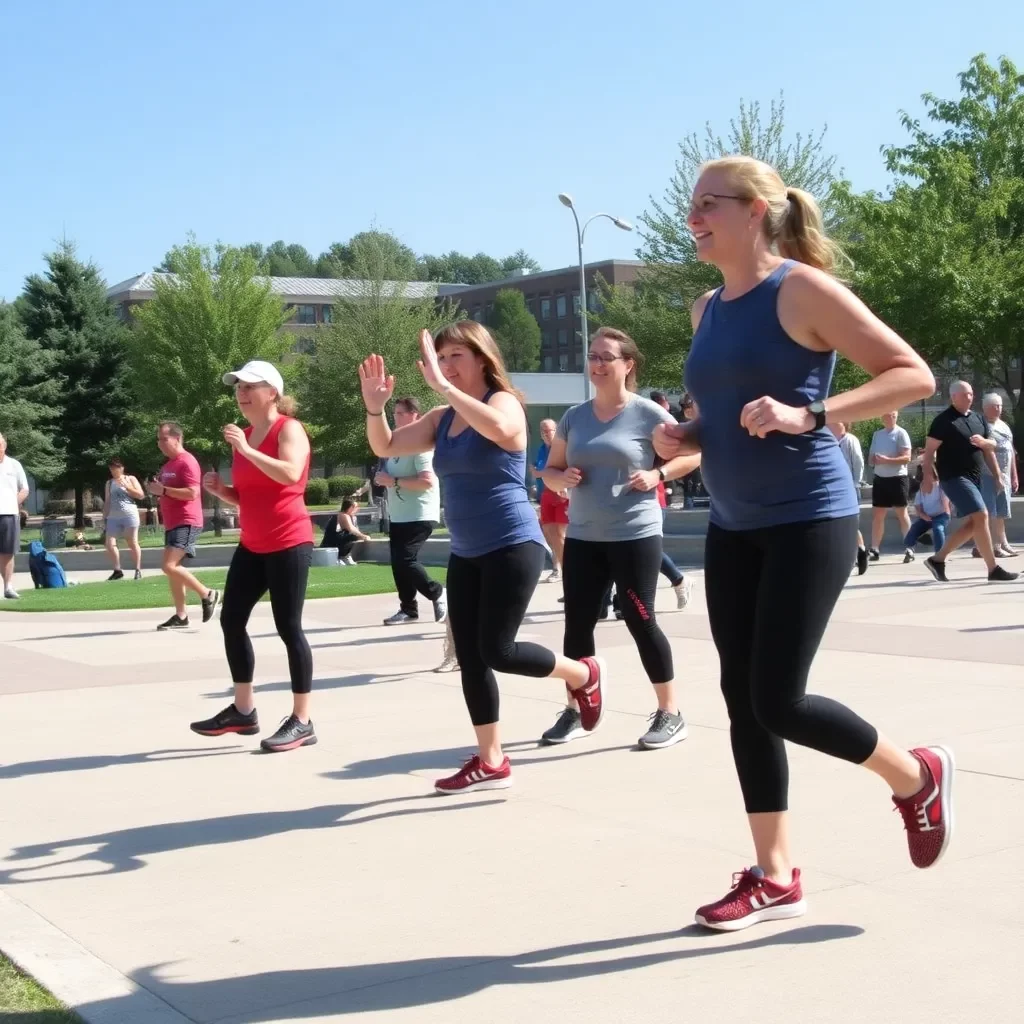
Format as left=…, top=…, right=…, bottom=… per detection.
left=486, top=301, right=494, bottom=319
left=557, top=328, right=568, bottom=348
left=1011, top=357, right=1020, bottom=369
left=322, top=304, right=332, bottom=324
left=540, top=298, right=552, bottom=320
left=543, top=355, right=554, bottom=372
left=294, top=304, right=316, bottom=325
left=542, top=330, right=553, bottom=351
left=472, top=307, right=483, bottom=322
left=294, top=336, right=316, bottom=355
left=525, top=295, right=536, bottom=314
left=556, top=294, right=567, bottom=318
left=947, top=357, right=958, bottom=370
left=559, top=353, right=569, bottom=372
left=572, top=292, right=581, bottom=315
left=587, top=289, right=600, bottom=312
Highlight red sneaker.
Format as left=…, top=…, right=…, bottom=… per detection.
left=572, top=657, right=607, bottom=732
left=892, top=745, right=955, bottom=868
left=434, top=755, right=512, bottom=795
left=695, top=867, right=807, bottom=932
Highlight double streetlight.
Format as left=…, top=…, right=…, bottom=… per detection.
left=557, top=193, right=633, bottom=399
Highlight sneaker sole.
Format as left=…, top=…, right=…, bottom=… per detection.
left=434, top=776, right=513, bottom=795
left=540, top=726, right=586, bottom=746
left=638, top=724, right=689, bottom=750
left=191, top=724, right=260, bottom=737
left=260, top=734, right=318, bottom=752
left=674, top=582, right=693, bottom=610
left=157, top=624, right=190, bottom=631
left=695, top=898, right=808, bottom=932
left=921, top=744, right=955, bottom=868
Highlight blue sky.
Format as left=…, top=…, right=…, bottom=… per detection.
left=1, top=0, right=1021, bottom=299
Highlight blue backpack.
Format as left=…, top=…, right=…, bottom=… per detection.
left=28, top=540, right=68, bottom=589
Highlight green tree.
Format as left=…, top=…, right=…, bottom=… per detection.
left=299, top=233, right=461, bottom=467
left=0, top=302, right=63, bottom=483
left=420, top=250, right=541, bottom=284
left=20, top=242, right=135, bottom=525
left=489, top=289, right=541, bottom=371
left=128, top=240, right=290, bottom=530
left=838, top=55, right=1024, bottom=430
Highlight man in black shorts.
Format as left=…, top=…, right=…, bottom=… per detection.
left=921, top=381, right=1018, bottom=583
left=868, top=411, right=912, bottom=559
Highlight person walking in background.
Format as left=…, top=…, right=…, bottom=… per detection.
left=903, top=476, right=951, bottom=561
left=679, top=395, right=702, bottom=508
left=192, top=360, right=318, bottom=753
left=921, top=381, right=1018, bottom=583
left=320, top=498, right=371, bottom=565
left=539, top=329, right=700, bottom=750
left=376, top=396, right=447, bottom=626
left=361, top=324, right=607, bottom=794
left=978, top=392, right=1017, bottom=557
left=829, top=422, right=869, bottom=574
left=102, top=458, right=144, bottom=581
left=867, top=411, right=912, bottom=560
left=655, top=155, right=953, bottom=933
left=0, top=431, right=29, bottom=600
left=147, top=422, right=220, bottom=630
left=533, top=418, right=568, bottom=584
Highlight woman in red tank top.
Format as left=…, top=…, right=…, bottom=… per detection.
left=189, top=360, right=318, bottom=754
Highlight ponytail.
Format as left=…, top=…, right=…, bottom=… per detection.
left=276, top=394, right=298, bottom=416
left=778, top=187, right=842, bottom=274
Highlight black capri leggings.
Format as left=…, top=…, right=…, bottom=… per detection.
left=704, top=516, right=878, bottom=814
left=446, top=541, right=557, bottom=726
left=562, top=535, right=673, bottom=683
left=221, top=542, right=314, bottom=695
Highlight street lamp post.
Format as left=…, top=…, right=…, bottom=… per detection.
left=557, top=193, right=632, bottom=400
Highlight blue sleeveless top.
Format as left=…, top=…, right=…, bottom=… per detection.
left=433, top=393, right=544, bottom=558
left=684, top=261, right=859, bottom=531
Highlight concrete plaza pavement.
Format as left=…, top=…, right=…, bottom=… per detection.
left=0, top=554, right=1021, bottom=1023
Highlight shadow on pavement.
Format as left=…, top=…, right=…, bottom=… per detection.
left=200, top=669, right=419, bottom=699
left=89, top=924, right=863, bottom=1022
left=0, top=795, right=501, bottom=885
left=0, top=746, right=244, bottom=780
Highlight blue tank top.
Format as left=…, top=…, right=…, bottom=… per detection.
left=684, top=261, right=858, bottom=531
left=433, top=393, right=544, bottom=558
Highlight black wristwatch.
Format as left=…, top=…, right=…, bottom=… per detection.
left=806, top=401, right=827, bottom=431
left=657, top=467, right=667, bottom=482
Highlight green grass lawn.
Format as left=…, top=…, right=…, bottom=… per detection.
left=0, top=953, right=81, bottom=1022
left=0, top=564, right=446, bottom=613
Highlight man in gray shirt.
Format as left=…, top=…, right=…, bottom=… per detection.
left=868, top=410, right=912, bottom=559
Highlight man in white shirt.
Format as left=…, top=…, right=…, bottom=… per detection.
left=830, top=422, right=868, bottom=575
left=980, top=393, right=1018, bottom=557
left=0, top=432, right=30, bottom=599
left=868, top=411, right=913, bottom=560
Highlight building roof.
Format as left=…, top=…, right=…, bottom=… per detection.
left=106, top=272, right=467, bottom=302
left=459, top=260, right=644, bottom=293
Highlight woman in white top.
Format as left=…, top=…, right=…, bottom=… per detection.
left=103, top=458, right=145, bottom=580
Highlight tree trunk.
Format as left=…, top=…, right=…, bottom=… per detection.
left=74, top=483, right=85, bottom=529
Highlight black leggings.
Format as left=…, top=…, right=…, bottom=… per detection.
left=221, top=542, right=314, bottom=695
left=389, top=520, right=443, bottom=616
left=563, top=536, right=673, bottom=684
left=446, top=541, right=557, bottom=726
left=704, top=516, right=878, bottom=814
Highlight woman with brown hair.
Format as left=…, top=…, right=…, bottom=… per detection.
left=654, top=156, right=951, bottom=931
left=360, top=324, right=604, bottom=793
left=538, top=327, right=700, bottom=749
left=102, top=458, right=145, bottom=580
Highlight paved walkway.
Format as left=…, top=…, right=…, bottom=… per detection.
left=0, top=555, right=1021, bottom=1023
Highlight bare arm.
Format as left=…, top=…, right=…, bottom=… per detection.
left=922, top=437, right=941, bottom=479
left=392, top=470, right=434, bottom=492
left=161, top=483, right=200, bottom=501
left=660, top=453, right=702, bottom=481
left=231, top=419, right=309, bottom=486
left=339, top=512, right=370, bottom=541
left=122, top=475, right=146, bottom=500
left=779, top=267, right=935, bottom=423
left=983, top=449, right=1002, bottom=484
left=103, top=480, right=111, bottom=518
left=366, top=408, right=441, bottom=458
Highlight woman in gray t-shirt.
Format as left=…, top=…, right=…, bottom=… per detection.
left=538, top=327, right=700, bottom=750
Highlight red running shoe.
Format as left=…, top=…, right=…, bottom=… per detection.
left=434, top=755, right=512, bottom=795
left=892, top=745, right=955, bottom=868
left=695, top=867, right=807, bottom=932
left=572, top=657, right=607, bottom=732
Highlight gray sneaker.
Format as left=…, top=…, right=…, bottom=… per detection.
left=383, top=610, right=417, bottom=626
left=541, top=707, right=584, bottom=745
left=433, top=590, right=447, bottom=623
left=673, top=577, right=693, bottom=610
left=638, top=709, right=688, bottom=750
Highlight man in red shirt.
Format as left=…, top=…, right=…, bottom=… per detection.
left=146, top=421, right=220, bottom=630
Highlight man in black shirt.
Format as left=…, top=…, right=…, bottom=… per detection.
left=921, top=380, right=1017, bottom=583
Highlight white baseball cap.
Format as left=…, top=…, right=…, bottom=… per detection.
left=223, top=360, right=285, bottom=395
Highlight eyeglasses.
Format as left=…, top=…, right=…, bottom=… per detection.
left=688, top=194, right=748, bottom=217
left=586, top=353, right=625, bottom=365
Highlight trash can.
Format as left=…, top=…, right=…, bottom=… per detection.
left=41, top=519, right=67, bottom=549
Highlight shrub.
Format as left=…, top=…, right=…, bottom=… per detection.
left=91, top=495, right=104, bottom=512
left=44, top=500, right=75, bottom=517
left=327, top=475, right=363, bottom=499
left=305, top=477, right=330, bottom=506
